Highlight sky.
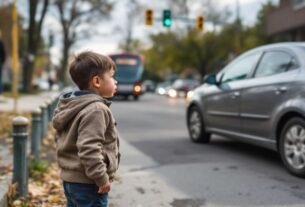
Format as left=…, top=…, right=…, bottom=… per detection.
left=15, top=0, right=279, bottom=64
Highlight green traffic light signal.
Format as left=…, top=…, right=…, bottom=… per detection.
left=163, top=9, right=171, bottom=27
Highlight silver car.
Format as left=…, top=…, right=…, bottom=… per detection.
left=186, top=42, right=305, bottom=177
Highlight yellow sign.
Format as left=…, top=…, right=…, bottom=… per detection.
left=12, top=1, right=19, bottom=112
left=115, top=58, right=137, bottom=65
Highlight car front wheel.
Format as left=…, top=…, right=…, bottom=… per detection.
left=279, top=117, right=305, bottom=177
left=187, top=106, right=210, bottom=143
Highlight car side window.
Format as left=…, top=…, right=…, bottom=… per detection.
left=254, top=51, right=296, bottom=78
left=221, top=53, right=260, bottom=83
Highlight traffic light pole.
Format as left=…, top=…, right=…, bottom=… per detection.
left=154, top=16, right=203, bottom=31
left=154, top=16, right=195, bottom=22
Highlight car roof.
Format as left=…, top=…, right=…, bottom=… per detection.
left=237, top=42, right=305, bottom=66
left=249, top=42, right=305, bottom=52
left=220, top=42, right=305, bottom=74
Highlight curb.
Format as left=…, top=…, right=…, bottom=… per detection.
left=0, top=143, right=13, bottom=207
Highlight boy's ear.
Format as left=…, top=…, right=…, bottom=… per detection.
left=91, top=75, right=102, bottom=88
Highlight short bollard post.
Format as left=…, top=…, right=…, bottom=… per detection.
left=31, top=108, right=42, bottom=160
left=12, top=116, right=29, bottom=198
left=40, top=104, right=47, bottom=139
left=52, top=96, right=59, bottom=114
left=50, top=97, right=55, bottom=115
left=46, top=100, right=52, bottom=122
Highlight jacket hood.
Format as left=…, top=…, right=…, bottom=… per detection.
left=52, top=91, right=111, bottom=131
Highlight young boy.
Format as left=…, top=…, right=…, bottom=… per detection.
left=52, top=51, right=120, bottom=207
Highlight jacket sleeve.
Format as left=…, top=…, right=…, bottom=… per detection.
left=76, top=108, right=110, bottom=187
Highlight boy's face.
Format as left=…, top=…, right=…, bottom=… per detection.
left=90, top=68, right=117, bottom=98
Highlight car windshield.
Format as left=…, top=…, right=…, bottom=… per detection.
left=115, top=65, right=141, bottom=82
left=173, top=80, right=197, bottom=86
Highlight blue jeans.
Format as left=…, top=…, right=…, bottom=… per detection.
left=63, top=181, right=108, bottom=207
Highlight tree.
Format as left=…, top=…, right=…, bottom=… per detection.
left=118, top=0, right=143, bottom=52
left=23, top=0, right=49, bottom=92
left=241, top=1, right=277, bottom=52
left=54, top=0, right=113, bottom=85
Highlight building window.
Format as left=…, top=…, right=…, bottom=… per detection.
left=292, top=0, right=305, bottom=10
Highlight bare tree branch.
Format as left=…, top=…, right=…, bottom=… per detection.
left=37, top=0, right=49, bottom=41
left=53, top=0, right=113, bottom=84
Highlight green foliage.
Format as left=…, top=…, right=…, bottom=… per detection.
left=29, top=159, right=49, bottom=179
left=20, top=201, right=29, bottom=207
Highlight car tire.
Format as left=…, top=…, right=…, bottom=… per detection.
left=279, top=117, right=305, bottom=177
left=133, top=95, right=139, bottom=101
left=187, top=106, right=210, bottom=143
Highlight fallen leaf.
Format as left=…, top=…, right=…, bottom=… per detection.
left=47, top=195, right=61, bottom=203
left=7, top=182, right=18, bottom=198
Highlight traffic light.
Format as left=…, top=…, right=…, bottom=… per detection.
left=196, top=16, right=204, bottom=31
left=145, top=9, right=153, bottom=26
left=163, top=9, right=172, bottom=27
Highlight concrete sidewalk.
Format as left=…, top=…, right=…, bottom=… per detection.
left=0, top=91, right=60, bottom=207
left=0, top=91, right=60, bottom=112
left=110, top=137, right=188, bottom=207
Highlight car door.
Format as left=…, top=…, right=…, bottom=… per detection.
left=240, top=49, right=300, bottom=140
left=205, top=52, right=262, bottom=134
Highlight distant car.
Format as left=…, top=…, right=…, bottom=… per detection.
left=155, top=81, right=172, bottom=95
left=142, top=80, right=156, bottom=92
left=168, top=79, right=200, bottom=98
left=33, top=78, right=49, bottom=91
left=186, top=42, right=305, bottom=177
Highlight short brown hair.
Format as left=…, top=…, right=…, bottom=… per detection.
left=69, top=51, right=115, bottom=90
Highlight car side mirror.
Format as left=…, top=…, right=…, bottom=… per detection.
left=203, top=74, right=218, bottom=85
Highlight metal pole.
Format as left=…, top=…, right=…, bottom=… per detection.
left=12, top=0, right=19, bottom=112
left=51, top=96, right=59, bottom=117
left=40, top=104, right=47, bottom=139
left=31, top=108, right=41, bottom=160
left=46, top=99, right=52, bottom=122
left=12, top=116, right=29, bottom=198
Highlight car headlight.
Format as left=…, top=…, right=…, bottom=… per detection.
left=168, top=89, right=177, bottom=98
left=158, top=88, right=166, bottom=95
left=187, top=90, right=194, bottom=100
left=134, top=85, right=142, bottom=93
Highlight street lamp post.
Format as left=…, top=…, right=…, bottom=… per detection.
left=12, top=0, right=19, bottom=112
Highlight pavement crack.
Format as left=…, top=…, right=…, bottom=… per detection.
left=170, top=198, right=205, bottom=207
left=135, top=187, right=145, bottom=194
left=128, top=164, right=161, bottom=172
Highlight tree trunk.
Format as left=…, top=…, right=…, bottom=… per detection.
left=22, top=56, right=35, bottom=92
left=22, top=0, right=48, bottom=93
left=59, top=31, right=70, bottom=87
left=22, top=0, right=38, bottom=93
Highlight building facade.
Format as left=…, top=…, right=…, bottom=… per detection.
left=266, top=0, right=305, bottom=40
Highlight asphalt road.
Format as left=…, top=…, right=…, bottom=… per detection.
left=110, top=93, right=305, bottom=207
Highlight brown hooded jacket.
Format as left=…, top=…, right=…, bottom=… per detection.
left=52, top=91, right=120, bottom=187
